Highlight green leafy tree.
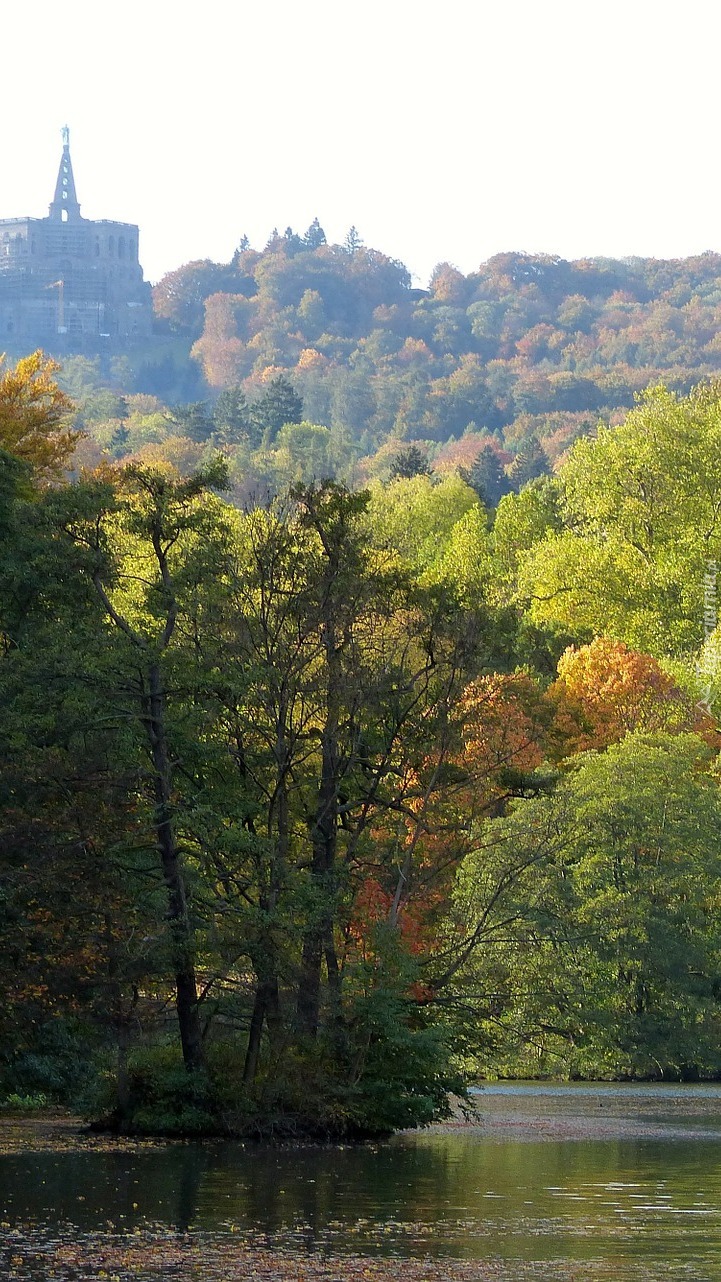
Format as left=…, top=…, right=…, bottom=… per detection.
left=274, top=421, right=334, bottom=482
left=454, top=732, right=721, bottom=1077
left=210, top=481, right=480, bottom=1127
left=0, top=450, right=168, bottom=1103
left=493, top=477, right=563, bottom=590
left=46, top=458, right=232, bottom=1075
left=367, top=473, right=479, bottom=573
left=520, top=383, right=721, bottom=654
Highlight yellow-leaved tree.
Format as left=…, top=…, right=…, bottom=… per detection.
left=0, top=350, right=78, bottom=480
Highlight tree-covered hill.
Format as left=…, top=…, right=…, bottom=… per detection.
left=59, top=234, right=721, bottom=501
left=152, top=234, right=721, bottom=456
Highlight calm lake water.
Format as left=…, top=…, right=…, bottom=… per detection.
left=3, top=1084, right=721, bottom=1278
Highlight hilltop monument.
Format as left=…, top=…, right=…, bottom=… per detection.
left=0, top=128, right=153, bottom=349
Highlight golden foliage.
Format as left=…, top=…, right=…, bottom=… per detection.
left=0, top=350, right=79, bottom=480
left=551, top=637, right=718, bottom=752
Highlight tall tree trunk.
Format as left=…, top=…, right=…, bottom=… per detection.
left=243, top=982, right=267, bottom=1086
left=244, top=709, right=290, bottom=1082
left=242, top=973, right=281, bottom=1084
left=147, top=661, right=205, bottom=1072
left=296, top=624, right=341, bottom=1040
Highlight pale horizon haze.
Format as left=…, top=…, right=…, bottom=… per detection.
left=2, top=0, right=718, bottom=286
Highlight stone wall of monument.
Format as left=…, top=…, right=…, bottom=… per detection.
left=0, top=141, right=154, bottom=350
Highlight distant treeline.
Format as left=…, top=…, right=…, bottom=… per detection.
left=152, top=234, right=721, bottom=452
left=54, top=235, right=721, bottom=503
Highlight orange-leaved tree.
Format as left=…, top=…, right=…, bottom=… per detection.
left=549, top=637, right=718, bottom=753
left=349, top=671, right=556, bottom=995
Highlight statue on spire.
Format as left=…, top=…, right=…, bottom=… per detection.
left=61, top=125, right=69, bottom=147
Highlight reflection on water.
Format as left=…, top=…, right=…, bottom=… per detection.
left=3, top=1085, right=721, bottom=1272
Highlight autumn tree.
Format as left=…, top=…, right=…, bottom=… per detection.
left=550, top=637, right=718, bottom=753
left=153, top=260, right=248, bottom=337
left=190, top=293, right=252, bottom=388
left=0, top=351, right=78, bottom=480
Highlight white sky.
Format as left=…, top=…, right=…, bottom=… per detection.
left=2, top=0, right=718, bottom=286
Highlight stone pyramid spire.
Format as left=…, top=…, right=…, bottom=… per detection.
left=48, top=126, right=82, bottom=222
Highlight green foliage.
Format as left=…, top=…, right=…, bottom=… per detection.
left=0, top=1019, right=103, bottom=1105
left=11, top=352, right=721, bottom=1135
left=170, top=400, right=214, bottom=442
left=521, top=382, right=721, bottom=654
left=213, top=385, right=251, bottom=443
left=113, top=1044, right=217, bottom=1135
left=464, top=444, right=510, bottom=507
left=429, top=504, right=496, bottom=606
left=454, top=733, right=721, bottom=1080
left=99, top=994, right=461, bottom=1139
left=0, top=1092, right=48, bottom=1111
left=253, top=374, right=303, bottom=442
left=493, top=477, right=563, bottom=591
left=273, top=420, right=334, bottom=483
left=367, top=472, right=479, bottom=571
left=506, top=435, right=550, bottom=491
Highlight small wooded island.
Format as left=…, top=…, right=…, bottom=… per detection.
left=3, top=340, right=721, bottom=1138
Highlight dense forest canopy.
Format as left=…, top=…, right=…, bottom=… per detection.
left=48, top=233, right=721, bottom=504
left=5, top=242, right=721, bottom=1136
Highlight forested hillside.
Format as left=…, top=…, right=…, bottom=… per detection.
left=4, top=351, right=721, bottom=1136
left=58, top=232, right=721, bottom=501
left=157, top=237, right=721, bottom=450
